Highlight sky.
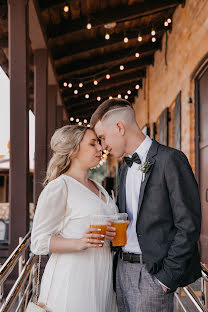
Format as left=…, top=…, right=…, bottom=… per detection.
left=0, top=66, right=35, bottom=162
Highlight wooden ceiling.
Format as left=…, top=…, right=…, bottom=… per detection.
left=0, top=0, right=185, bottom=123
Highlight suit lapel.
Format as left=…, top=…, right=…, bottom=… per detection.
left=119, top=165, right=128, bottom=213
left=137, top=139, right=160, bottom=218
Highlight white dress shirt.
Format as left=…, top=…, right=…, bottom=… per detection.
left=122, top=135, right=152, bottom=254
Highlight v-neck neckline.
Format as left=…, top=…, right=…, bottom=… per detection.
left=62, top=174, right=108, bottom=204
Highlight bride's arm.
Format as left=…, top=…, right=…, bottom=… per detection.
left=31, top=179, right=103, bottom=255
left=49, top=228, right=104, bottom=253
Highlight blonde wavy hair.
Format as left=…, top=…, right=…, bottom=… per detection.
left=44, top=125, right=88, bottom=186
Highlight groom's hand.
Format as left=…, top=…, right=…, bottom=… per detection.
left=105, top=222, right=116, bottom=241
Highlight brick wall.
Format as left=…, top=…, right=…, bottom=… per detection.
left=133, top=0, right=208, bottom=172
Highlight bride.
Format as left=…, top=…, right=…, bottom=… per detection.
left=31, top=125, right=118, bottom=312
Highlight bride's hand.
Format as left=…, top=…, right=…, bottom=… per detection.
left=78, top=228, right=105, bottom=250
left=105, top=222, right=116, bottom=241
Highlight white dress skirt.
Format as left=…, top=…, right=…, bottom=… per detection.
left=31, top=174, right=118, bottom=312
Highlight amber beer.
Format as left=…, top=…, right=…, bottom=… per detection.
left=112, top=221, right=127, bottom=246
left=90, top=215, right=108, bottom=247
left=111, top=213, right=128, bottom=247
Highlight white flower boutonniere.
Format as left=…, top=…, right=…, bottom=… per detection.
left=137, top=160, right=153, bottom=181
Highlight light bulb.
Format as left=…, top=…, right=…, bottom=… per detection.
left=76, top=118, right=79, bottom=122
left=85, top=94, right=89, bottom=99
left=78, top=121, right=82, bottom=125
left=84, top=119, right=87, bottom=123
left=97, top=96, right=101, bottom=101
left=135, top=84, right=140, bottom=90
left=68, top=83, right=72, bottom=88
left=138, top=36, right=142, bottom=42
left=74, top=89, right=78, bottom=94
left=63, top=5, right=69, bottom=13
left=105, top=33, right=110, bottom=40
left=135, top=52, right=140, bottom=58
left=87, top=124, right=90, bottom=127
left=63, top=82, right=67, bottom=87
left=106, top=74, right=110, bottom=79
left=117, top=94, right=122, bottom=98
left=120, top=65, right=124, bottom=70
left=94, top=80, right=98, bottom=85
left=127, top=90, right=131, bottom=94
left=86, top=23, right=92, bottom=30
left=164, top=21, right=168, bottom=27
left=124, top=36, right=128, bottom=43
left=151, top=30, right=156, bottom=36
left=152, top=37, right=156, bottom=42
left=70, top=117, right=74, bottom=121
left=79, top=82, right=83, bottom=88
left=125, top=95, right=128, bottom=99
left=109, top=96, right=113, bottom=99
left=167, top=18, right=172, bottom=23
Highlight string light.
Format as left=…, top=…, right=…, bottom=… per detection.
left=97, top=96, right=101, bottom=101
left=68, top=83, right=72, bottom=88
left=70, top=117, right=74, bottom=121
left=93, top=80, right=98, bottom=85
left=152, top=37, right=156, bottom=42
left=135, top=84, right=140, bottom=90
left=138, top=35, right=142, bottom=42
left=79, top=82, right=83, bottom=88
left=135, top=52, right=140, bottom=58
left=127, top=90, right=131, bottom=94
left=125, top=95, right=128, bottom=99
left=164, top=21, right=169, bottom=27
left=167, top=18, right=172, bottom=23
left=106, top=74, right=111, bottom=79
left=84, top=119, right=87, bottom=123
left=86, top=23, right=92, bottom=30
left=85, top=94, right=89, bottom=99
left=76, top=118, right=79, bottom=122
left=74, top=89, right=78, bottom=94
left=87, top=124, right=90, bottom=127
left=105, top=33, right=110, bottom=40
left=117, top=94, right=122, bottom=98
left=63, top=5, right=69, bottom=13
left=124, top=36, right=129, bottom=43
left=151, top=30, right=156, bottom=36
left=120, top=65, right=124, bottom=70
left=78, top=121, right=82, bottom=125
left=109, top=96, right=113, bottom=99
left=63, top=82, right=67, bottom=87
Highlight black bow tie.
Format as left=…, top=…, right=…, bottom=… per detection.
left=124, top=153, right=141, bottom=167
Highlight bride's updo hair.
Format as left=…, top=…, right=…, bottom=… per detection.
left=44, top=125, right=88, bottom=186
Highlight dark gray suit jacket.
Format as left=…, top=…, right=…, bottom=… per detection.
left=114, top=139, right=201, bottom=292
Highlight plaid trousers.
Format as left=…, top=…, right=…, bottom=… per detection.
left=116, top=257, right=174, bottom=312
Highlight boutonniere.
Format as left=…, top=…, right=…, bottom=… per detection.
left=138, top=160, right=153, bottom=181
left=138, top=160, right=153, bottom=173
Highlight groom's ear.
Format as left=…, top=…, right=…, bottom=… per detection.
left=116, top=121, right=125, bottom=136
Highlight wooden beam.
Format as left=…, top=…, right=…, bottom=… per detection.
left=46, top=0, right=180, bottom=40
left=62, top=69, right=146, bottom=100
left=51, top=24, right=167, bottom=61
left=65, top=80, right=142, bottom=108
left=0, top=35, right=8, bottom=48
left=56, top=41, right=161, bottom=79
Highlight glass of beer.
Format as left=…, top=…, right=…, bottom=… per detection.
left=90, top=215, right=108, bottom=247
left=111, top=213, right=128, bottom=247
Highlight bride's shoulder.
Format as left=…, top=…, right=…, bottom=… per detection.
left=42, top=175, right=66, bottom=194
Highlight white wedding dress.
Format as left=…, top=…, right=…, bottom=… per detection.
left=31, top=174, right=118, bottom=312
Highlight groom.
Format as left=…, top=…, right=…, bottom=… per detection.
left=90, top=98, right=201, bottom=312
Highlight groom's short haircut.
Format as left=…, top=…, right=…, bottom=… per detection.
left=90, top=98, right=134, bottom=128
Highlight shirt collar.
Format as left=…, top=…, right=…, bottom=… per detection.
left=131, top=135, right=152, bottom=162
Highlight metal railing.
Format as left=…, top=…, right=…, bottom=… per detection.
left=0, top=232, right=208, bottom=312
left=0, top=232, right=38, bottom=312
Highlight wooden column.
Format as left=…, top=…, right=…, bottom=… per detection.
left=34, top=49, right=48, bottom=205
left=8, top=0, right=30, bottom=252
left=56, top=106, right=63, bottom=128
left=47, top=85, right=57, bottom=162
